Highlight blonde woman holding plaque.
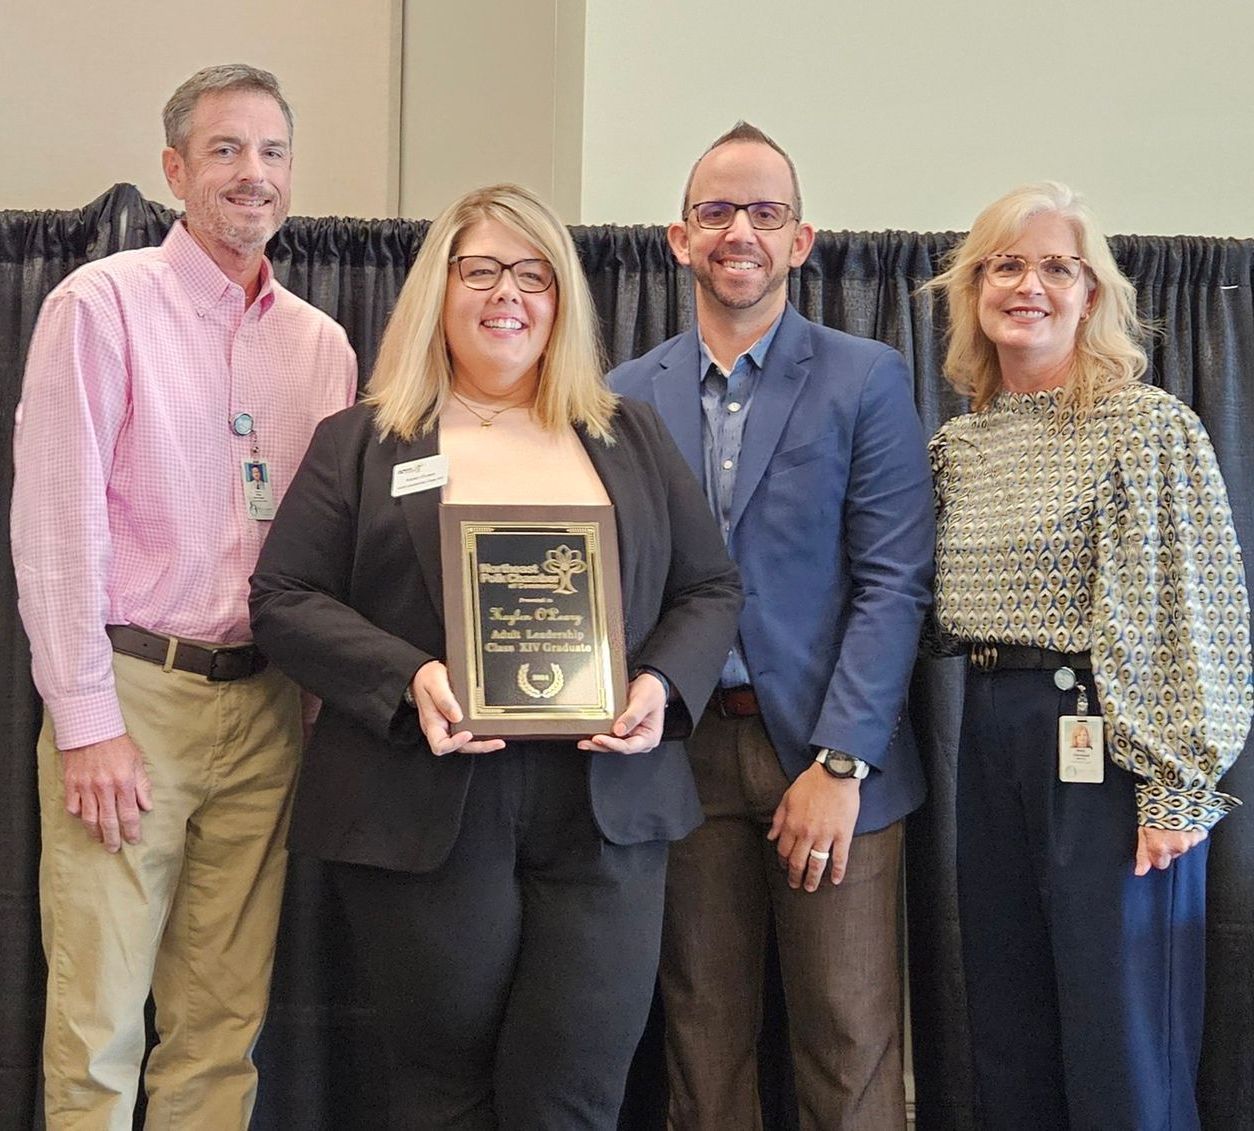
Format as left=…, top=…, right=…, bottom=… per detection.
left=249, top=183, right=740, bottom=1129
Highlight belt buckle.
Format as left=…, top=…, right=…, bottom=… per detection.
left=207, top=647, right=254, bottom=682
left=970, top=643, right=999, bottom=671
left=713, top=688, right=731, bottom=719
left=206, top=647, right=230, bottom=682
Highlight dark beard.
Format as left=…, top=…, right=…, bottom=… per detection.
left=691, top=261, right=787, bottom=311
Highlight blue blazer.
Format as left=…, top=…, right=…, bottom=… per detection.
left=610, top=304, right=934, bottom=833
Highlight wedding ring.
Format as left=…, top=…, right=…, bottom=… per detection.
left=808, top=848, right=831, bottom=861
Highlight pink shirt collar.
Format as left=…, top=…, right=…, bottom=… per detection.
left=161, top=220, right=277, bottom=316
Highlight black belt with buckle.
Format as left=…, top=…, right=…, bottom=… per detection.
left=968, top=642, right=1091, bottom=672
left=106, top=624, right=267, bottom=682
left=709, top=685, right=760, bottom=717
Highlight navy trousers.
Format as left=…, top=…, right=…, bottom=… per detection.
left=328, top=745, right=668, bottom=1130
left=957, top=667, right=1207, bottom=1131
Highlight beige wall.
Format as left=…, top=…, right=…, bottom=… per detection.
left=0, top=0, right=400, bottom=219
left=3, top=1, right=1253, bottom=238
left=400, top=0, right=585, bottom=221
left=581, top=0, right=1254, bottom=237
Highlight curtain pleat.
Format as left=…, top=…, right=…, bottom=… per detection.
left=2, top=186, right=1251, bottom=1130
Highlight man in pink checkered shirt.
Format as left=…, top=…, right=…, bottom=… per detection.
left=11, top=64, right=357, bottom=1129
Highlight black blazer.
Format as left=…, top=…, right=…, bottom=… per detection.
left=250, top=398, right=742, bottom=873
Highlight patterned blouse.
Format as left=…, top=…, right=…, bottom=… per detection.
left=931, top=382, right=1253, bottom=831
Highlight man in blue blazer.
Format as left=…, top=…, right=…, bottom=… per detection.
left=609, top=122, right=934, bottom=1130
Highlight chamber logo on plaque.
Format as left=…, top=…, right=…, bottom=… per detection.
left=544, top=545, right=586, bottom=594
left=440, top=505, right=628, bottom=737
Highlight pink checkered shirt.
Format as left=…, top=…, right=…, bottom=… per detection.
left=11, top=221, right=358, bottom=749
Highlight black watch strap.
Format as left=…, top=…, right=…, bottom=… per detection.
left=814, top=748, right=870, bottom=780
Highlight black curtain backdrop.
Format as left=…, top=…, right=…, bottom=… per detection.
left=2, top=185, right=1252, bottom=1129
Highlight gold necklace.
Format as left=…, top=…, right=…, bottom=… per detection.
left=450, top=389, right=530, bottom=428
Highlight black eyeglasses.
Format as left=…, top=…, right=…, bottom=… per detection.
left=449, top=255, right=556, bottom=293
left=685, top=201, right=797, bottom=231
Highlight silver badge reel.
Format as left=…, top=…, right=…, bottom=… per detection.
left=1055, top=664, right=1090, bottom=715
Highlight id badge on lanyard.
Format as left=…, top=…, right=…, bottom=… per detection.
left=233, top=412, right=276, bottom=521
left=1057, top=675, right=1104, bottom=783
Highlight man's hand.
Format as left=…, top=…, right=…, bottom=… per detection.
left=61, top=734, right=154, bottom=853
left=1135, top=825, right=1207, bottom=876
left=578, top=672, right=667, bottom=755
left=767, top=763, right=861, bottom=892
left=410, top=662, right=506, bottom=756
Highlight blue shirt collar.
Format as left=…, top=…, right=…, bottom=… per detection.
left=698, top=309, right=785, bottom=380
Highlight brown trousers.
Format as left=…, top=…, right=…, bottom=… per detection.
left=660, top=710, right=906, bottom=1131
left=38, top=652, right=301, bottom=1130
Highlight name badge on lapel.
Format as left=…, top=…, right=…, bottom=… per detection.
left=392, top=455, right=449, bottom=498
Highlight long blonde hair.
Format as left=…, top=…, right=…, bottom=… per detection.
left=926, top=182, right=1149, bottom=414
left=366, top=183, right=615, bottom=440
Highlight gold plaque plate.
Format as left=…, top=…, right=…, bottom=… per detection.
left=440, top=503, right=628, bottom=738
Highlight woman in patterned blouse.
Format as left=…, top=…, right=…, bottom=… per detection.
left=926, top=182, right=1252, bottom=1130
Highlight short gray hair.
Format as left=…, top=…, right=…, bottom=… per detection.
left=163, top=64, right=293, bottom=151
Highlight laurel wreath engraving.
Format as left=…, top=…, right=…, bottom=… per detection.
left=517, top=663, right=565, bottom=699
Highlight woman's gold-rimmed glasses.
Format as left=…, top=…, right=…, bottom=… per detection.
left=980, top=254, right=1089, bottom=290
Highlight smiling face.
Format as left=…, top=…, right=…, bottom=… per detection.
left=978, top=211, right=1095, bottom=384
left=442, top=218, right=557, bottom=402
left=162, top=88, right=292, bottom=270
left=668, top=141, right=814, bottom=327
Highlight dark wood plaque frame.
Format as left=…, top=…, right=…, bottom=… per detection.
left=439, top=503, right=628, bottom=738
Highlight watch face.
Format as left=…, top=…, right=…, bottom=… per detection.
left=820, top=750, right=865, bottom=779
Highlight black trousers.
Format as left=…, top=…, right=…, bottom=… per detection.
left=958, top=667, right=1207, bottom=1131
left=328, top=745, right=668, bottom=1130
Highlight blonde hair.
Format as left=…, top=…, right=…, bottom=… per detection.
left=925, top=182, right=1149, bottom=414
left=366, top=183, right=615, bottom=441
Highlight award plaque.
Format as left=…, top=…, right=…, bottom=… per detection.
left=439, top=504, right=628, bottom=737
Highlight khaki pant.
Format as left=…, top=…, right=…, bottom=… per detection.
left=661, top=710, right=906, bottom=1131
left=38, top=651, right=301, bottom=1131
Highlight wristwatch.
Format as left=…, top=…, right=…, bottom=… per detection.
left=814, top=748, right=870, bottom=780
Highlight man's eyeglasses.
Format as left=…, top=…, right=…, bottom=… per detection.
left=980, top=254, right=1089, bottom=290
left=685, top=201, right=797, bottom=231
left=449, top=255, right=556, bottom=293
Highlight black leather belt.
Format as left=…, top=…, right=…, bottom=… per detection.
left=969, top=643, right=1091, bottom=672
left=106, top=624, right=267, bottom=682
left=709, top=685, right=760, bottom=717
